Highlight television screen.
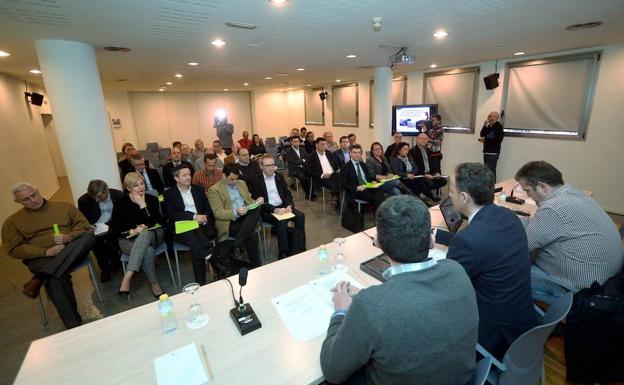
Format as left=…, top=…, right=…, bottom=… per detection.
left=392, top=104, right=438, bottom=136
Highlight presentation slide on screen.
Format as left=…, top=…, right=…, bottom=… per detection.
left=395, top=106, right=430, bottom=134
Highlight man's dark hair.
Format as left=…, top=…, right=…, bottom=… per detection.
left=454, top=163, right=494, bottom=206
left=290, top=135, right=300, bottom=142
left=130, top=153, right=145, bottom=164
left=314, top=137, right=326, bottom=145
left=87, top=179, right=109, bottom=197
left=339, top=136, right=348, bottom=143
left=376, top=195, right=431, bottom=263
left=222, top=163, right=240, bottom=177
left=204, top=153, right=217, bottom=162
left=515, top=161, right=564, bottom=189
left=172, top=164, right=192, bottom=178
left=432, top=113, right=442, bottom=121
left=350, top=144, right=363, bottom=152
left=212, top=139, right=221, bottom=145
left=172, top=141, right=182, bottom=148
left=121, top=142, right=133, bottom=154
left=348, top=133, right=356, bottom=139
left=300, top=127, right=307, bottom=132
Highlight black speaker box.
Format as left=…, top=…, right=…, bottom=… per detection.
left=483, top=73, right=499, bottom=90
left=29, top=92, right=44, bottom=106
left=319, top=91, right=327, bottom=101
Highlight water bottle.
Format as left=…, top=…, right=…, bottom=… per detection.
left=318, top=244, right=330, bottom=275
left=158, top=294, right=177, bottom=335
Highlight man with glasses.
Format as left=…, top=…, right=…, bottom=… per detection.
left=249, top=155, right=306, bottom=259
left=131, top=154, right=164, bottom=196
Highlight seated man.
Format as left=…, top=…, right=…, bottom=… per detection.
left=435, top=163, right=537, bottom=360
left=119, top=146, right=150, bottom=182
left=249, top=155, right=306, bottom=260
left=162, top=147, right=194, bottom=188
left=333, top=136, right=350, bottom=169
left=347, top=133, right=357, bottom=146
left=131, top=153, right=164, bottom=196
left=2, top=183, right=96, bottom=329
left=283, top=136, right=311, bottom=198
left=192, top=153, right=222, bottom=194
left=515, top=161, right=624, bottom=304
left=320, top=195, right=478, bottom=385
left=162, top=165, right=216, bottom=285
left=324, top=131, right=338, bottom=153
left=339, top=144, right=385, bottom=211
left=304, top=137, right=341, bottom=210
left=238, top=130, right=253, bottom=150
left=237, top=147, right=262, bottom=185
left=77, top=179, right=124, bottom=282
left=212, top=140, right=227, bottom=163
left=207, top=163, right=263, bottom=268
left=180, top=143, right=193, bottom=163
left=409, top=133, right=447, bottom=199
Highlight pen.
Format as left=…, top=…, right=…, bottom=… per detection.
left=200, top=343, right=215, bottom=382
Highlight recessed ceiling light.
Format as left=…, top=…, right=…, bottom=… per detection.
left=211, top=39, right=226, bottom=47
left=268, top=0, right=289, bottom=5
left=165, top=81, right=173, bottom=85
left=306, top=84, right=312, bottom=86
left=187, top=62, right=199, bottom=66
left=158, top=88, right=165, bottom=92
left=174, top=73, right=183, bottom=78
left=513, top=51, right=526, bottom=56
left=0, top=50, right=11, bottom=57
left=566, top=21, right=602, bottom=31
left=276, top=73, right=288, bottom=77
left=288, top=87, right=293, bottom=90
left=335, top=79, right=341, bottom=83
left=264, top=77, right=273, bottom=80
left=429, top=64, right=438, bottom=68
left=433, top=30, right=449, bottom=39
left=346, top=54, right=357, bottom=58
left=243, top=82, right=249, bottom=86
left=296, top=68, right=305, bottom=71
left=30, top=69, right=42, bottom=74
left=224, top=88, right=229, bottom=91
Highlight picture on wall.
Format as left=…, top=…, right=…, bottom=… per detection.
left=111, top=118, right=122, bottom=128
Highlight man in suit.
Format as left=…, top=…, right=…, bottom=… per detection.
left=207, top=163, right=263, bottom=268
left=333, top=136, right=350, bottom=169
left=237, top=147, right=262, bottom=185
left=249, top=155, right=306, bottom=260
left=162, top=147, right=194, bottom=188
left=284, top=136, right=312, bottom=199
left=130, top=154, right=164, bottom=196
left=409, top=133, right=447, bottom=200
left=384, top=131, right=402, bottom=159
left=434, top=163, right=537, bottom=360
left=119, top=146, right=151, bottom=182
left=340, top=144, right=385, bottom=211
left=304, top=137, right=341, bottom=210
left=478, top=111, right=504, bottom=181
left=77, top=179, right=124, bottom=282
left=162, top=165, right=216, bottom=285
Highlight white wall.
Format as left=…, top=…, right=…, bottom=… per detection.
left=0, top=72, right=59, bottom=224
left=104, top=90, right=138, bottom=153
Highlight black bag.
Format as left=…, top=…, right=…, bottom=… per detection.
left=287, top=227, right=306, bottom=256
left=211, top=240, right=236, bottom=279
left=341, top=202, right=364, bottom=233
left=565, top=271, right=624, bottom=382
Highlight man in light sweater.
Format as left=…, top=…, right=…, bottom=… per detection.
left=320, top=195, right=479, bottom=385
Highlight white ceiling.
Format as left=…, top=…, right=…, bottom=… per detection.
left=0, top=0, right=623, bottom=92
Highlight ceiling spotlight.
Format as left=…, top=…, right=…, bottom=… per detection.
left=224, top=88, right=229, bottom=91
left=268, top=0, right=289, bottom=5
left=433, top=30, right=449, bottom=39
left=165, top=81, right=173, bottom=85
left=346, top=54, right=357, bottom=58
left=243, top=82, right=249, bottom=86
left=306, top=84, right=312, bottom=86
left=211, top=39, right=226, bottom=47
left=430, top=64, right=438, bottom=68
left=187, top=62, right=199, bottom=66
left=158, top=88, right=165, bottom=92
left=30, top=69, right=42, bottom=74
left=288, top=87, right=293, bottom=90
left=296, top=68, right=305, bottom=71
left=335, top=79, right=341, bottom=83
left=513, top=51, right=526, bottom=56
left=174, top=73, right=183, bottom=78
left=264, top=77, right=273, bottom=80
left=372, top=17, right=382, bottom=32
left=0, top=50, right=10, bottom=57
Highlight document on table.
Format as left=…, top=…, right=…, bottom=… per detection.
left=94, top=223, right=109, bottom=236
left=271, top=271, right=364, bottom=341
left=428, top=248, right=447, bottom=261
left=272, top=211, right=296, bottom=221
left=154, top=342, right=209, bottom=385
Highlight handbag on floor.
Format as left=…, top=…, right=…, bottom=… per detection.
left=341, top=202, right=364, bottom=233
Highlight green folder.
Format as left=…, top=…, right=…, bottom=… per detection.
left=126, top=223, right=162, bottom=238
left=246, top=201, right=263, bottom=210
left=174, top=220, right=199, bottom=235
left=380, top=175, right=400, bottom=183
left=362, top=182, right=383, bottom=189
left=158, top=194, right=164, bottom=202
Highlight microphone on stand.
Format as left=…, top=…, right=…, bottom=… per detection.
left=229, top=268, right=262, bottom=335
left=505, top=183, right=526, bottom=205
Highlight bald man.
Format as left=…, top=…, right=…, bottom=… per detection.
left=478, top=111, right=504, bottom=181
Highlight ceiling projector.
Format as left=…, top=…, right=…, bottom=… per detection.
left=390, top=47, right=414, bottom=67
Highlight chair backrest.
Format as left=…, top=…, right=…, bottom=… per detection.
left=498, top=292, right=573, bottom=385
left=146, top=142, right=159, bottom=152
left=474, top=356, right=493, bottom=385
left=159, top=148, right=171, bottom=162
left=139, top=150, right=159, bottom=168
left=264, top=137, right=277, bottom=148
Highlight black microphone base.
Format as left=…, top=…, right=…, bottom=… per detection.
left=505, top=196, right=525, bottom=205
left=230, top=303, right=262, bottom=336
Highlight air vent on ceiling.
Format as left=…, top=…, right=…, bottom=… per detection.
left=358, top=65, right=373, bottom=69
left=225, top=21, right=258, bottom=30
left=104, top=46, right=132, bottom=52
left=566, top=21, right=602, bottom=31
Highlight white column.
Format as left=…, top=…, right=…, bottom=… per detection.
left=35, top=40, right=122, bottom=200
left=373, top=66, right=393, bottom=146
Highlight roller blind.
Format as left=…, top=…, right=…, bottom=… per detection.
left=304, top=88, right=324, bottom=125
left=332, top=83, right=358, bottom=126
left=424, top=68, right=478, bottom=132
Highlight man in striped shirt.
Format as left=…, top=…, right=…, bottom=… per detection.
left=515, top=161, right=623, bottom=304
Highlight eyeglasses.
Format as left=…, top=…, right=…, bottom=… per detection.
left=262, top=163, right=276, bottom=168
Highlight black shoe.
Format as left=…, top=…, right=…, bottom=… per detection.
left=100, top=270, right=112, bottom=283
left=118, top=290, right=129, bottom=296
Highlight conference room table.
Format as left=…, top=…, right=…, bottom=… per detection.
left=14, top=208, right=449, bottom=385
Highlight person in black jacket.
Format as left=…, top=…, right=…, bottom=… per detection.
left=304, top=137, right=341, bottom=209
left=119, top=146, right=150, bottom=183
left=249, top=134, right=266, bottom=156
left=77, top=180, right=124, bottom=282
left=284, top=136, right=311, bottom=198
left=303, top=131, right=315, bottom=155
left=409, top=133, right=447, bottom=199
left=110, top=172, right=165, bottom=297
left=249, top=155, right=306, bottom=259
left=130, top=154, right=164, bottom=196
left=478, top=111, right=504, bottom=181
left=389, top=142, right=433, bottom=201
left=333, top=136, right=350, bottom=170
left=162, top=165, right=216, bottom=285
left=339, top=145, right=385, bottom=211
left=237, top=147, right=262, bottom=185
left=384, top=131, right=403, bottom=160
left=162, top=147, right=194, bottom=188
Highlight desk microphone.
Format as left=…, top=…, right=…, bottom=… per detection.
left=505, top=183, right=525, bottom=205
left=229, top=268, right=262, bottom=335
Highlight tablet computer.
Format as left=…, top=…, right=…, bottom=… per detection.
left=439, top=197, right=464, bottom=233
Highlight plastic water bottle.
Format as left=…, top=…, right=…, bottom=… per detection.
left=158, top=294, right=177, bottom=335
left=318, top=244, right=330, bottom=275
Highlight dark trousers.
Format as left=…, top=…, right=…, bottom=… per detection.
left=290, top=168, right=311, bottom=196
left=313, top=175, right=340, bottom=200
left=23, top=232, right=96, bottom=329
left=91, top=232, right=119, bottom=273
left=423, top=175, right=448, bottom=193
left=229, top=209, right=261, bottom=267
left=260, top=207, right=306, bottom=258
left=484, top=153, right=499, bottom=182
left=402, top=177, right=432, bottom=198
left=347, top=189, right=385, bottom=211
left=175, top=225, right=214, bottom=285
left=429, top=152, right=442, bottom=174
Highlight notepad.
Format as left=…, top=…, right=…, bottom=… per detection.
left=272, top=212, right=296, bottom=221
left=154, top=342, right=209, bottom=385
left=175, top=220, right=199, bottom=234
left=125, top=223, right=162, bottom=238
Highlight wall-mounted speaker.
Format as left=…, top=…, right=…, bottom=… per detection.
left=25, top=92, right=45, bottom=106
left=483, top=73, right=499, bottom=90
left=319, top=91, right=328, bottom=101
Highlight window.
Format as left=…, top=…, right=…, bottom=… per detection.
left=501, top=52, right=600, bottom=139
left=369, top=77, right=407, bottom=127
left=332, top=83, right=358, bottom=127
left=304, top=87, right=325, bottom=125
left=423, top=67, right=479, bottom=133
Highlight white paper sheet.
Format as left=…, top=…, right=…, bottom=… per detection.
left=428, top=248, right=447, bottom=261
left=308, top=271, right=364, bottom=304
left=94, top=223, right=109, bottom=236
left=154, top=342, right=209, bottom=385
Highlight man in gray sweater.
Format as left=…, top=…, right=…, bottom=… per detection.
left=320, top=195, right=479, bottom=385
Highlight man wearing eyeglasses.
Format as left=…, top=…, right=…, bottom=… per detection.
left=249, top=154, right=306, bottom=259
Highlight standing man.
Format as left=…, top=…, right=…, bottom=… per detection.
left=305, top=137, right=341, bottom=210
left=320, top=195, right=478, bottom=385
left=478, top=111, right=504, bottom=181
left=2, top=183, right=96, bottom=329
left=427, top=113, right=444, bottom=173
left=324, top=131, right=338, bottom=153
left=340, top=144, right=385, bottom=211
left=434, top=163, right=537, bottom=360
left=284, top=136, right=312, bottom=199
left=249, top=155, right=306, bottom=260
left=131, top=154, right=164, bottom=196
left=515, top=161, right=623, bottom=304
left=333, top=136, right=351, bottom=170
left=385, top=132, right=402, bottom=159
left=162, top=147, right=194, bottom=188
left=238, top=130, right=253, bottom=150
left=215, top=118, right=234, bottom=152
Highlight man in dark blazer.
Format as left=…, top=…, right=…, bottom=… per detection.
left=162, top=165, right=216, bottom=285
left=249, top=154, right=306, bottom=259
left=332, top=136, right=350, bottom=169
left=237, top=147, right=262, bottom=185
left=304, top=137, right=341, bottom=209
left=118, top=146, right=150, bottom=182
left=130, top=154, right=164, bottom=195
left=162, top=147, right=194, bottom=188
left=339, top=144, right=385, bottom=211
left=434, top=163, right=537, bottom=360
left=77, top=179, right=124, bottom=282
left=409, top=133, right=447, bottom=198
left=284, top=136, right=311, bottom=199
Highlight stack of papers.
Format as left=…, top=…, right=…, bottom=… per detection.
left=154, top=343, right=210, bottom=385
